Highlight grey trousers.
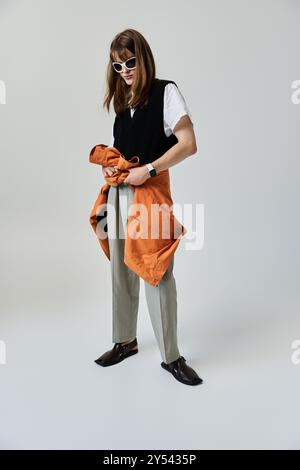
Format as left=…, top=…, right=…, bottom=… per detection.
left=107, top=182, right=181, bottom=364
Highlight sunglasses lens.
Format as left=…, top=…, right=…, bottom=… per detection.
left=113, top=63, right=122, bottom=72
left=125, top=57, right=136, bottom=69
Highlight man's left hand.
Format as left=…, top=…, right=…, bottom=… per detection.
left=123, top=165, right=150, bottom=186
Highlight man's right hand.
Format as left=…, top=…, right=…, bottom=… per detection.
left=102, top=166, right=116, bottom=177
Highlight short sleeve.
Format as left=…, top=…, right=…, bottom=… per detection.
left=163, top=83, right=193, bottom=137
left=107, top=126, right=114, bottom=148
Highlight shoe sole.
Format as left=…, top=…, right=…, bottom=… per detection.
left=161, top=362, right=203, bottom=386
left=94, top=348, right=138, bottom=367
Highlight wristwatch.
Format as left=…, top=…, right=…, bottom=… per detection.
left=146, top=163, right=157, bottom=177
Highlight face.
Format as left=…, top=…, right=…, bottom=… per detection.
left=112, top=49, right=136, bottom=86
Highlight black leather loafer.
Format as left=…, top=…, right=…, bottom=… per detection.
left=161, top=355, right=203, bottom=385
left=94, top=338, right=138, bottom=367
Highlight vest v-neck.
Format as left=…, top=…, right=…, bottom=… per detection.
left=129, top=107, right=134, bottom=118
left=127, top=79, right=157, bottom=119
left=128, top=106, right=138, bottom=120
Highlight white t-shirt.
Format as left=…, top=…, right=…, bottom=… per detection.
left=108, top=82, right=193, bottom=147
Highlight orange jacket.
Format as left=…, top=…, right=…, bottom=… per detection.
left=89, top=144, right=187, bottom=286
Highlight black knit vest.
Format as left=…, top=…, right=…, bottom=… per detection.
left=112, top=78, right=179, bottom=165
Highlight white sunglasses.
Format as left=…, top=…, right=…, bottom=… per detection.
left=112, top=56, right=136, bottom=73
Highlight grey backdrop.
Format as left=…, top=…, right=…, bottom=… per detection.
left=0, top=0, right=299, bottom=450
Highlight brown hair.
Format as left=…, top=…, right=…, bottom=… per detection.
left=103, top=29, right=156, bottom=115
